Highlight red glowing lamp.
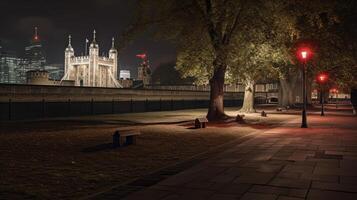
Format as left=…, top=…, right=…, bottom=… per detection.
left=317, top=73, right=328, bottom=84
left=297, top=47, right=313, bottom=62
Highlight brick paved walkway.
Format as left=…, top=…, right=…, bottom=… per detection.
left=98, top=110, right=357, bottom=200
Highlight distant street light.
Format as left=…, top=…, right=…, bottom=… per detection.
left=297, top=47, right=313, bottom=128
left=317, top=73, right=328, bottom=116
left=335, top=89, right=339, bottom=108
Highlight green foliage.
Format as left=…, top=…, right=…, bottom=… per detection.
left=124, top=0, right=356, bottom=89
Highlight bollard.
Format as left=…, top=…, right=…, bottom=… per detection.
left=261, top=111, right=267, bottom=117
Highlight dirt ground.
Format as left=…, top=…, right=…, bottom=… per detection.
left=0, top=108, right=297, bottom=199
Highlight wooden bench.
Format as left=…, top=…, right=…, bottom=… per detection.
left=195, top=118, right=208, bottom=129
left=113, top=130, right=140, bottom=148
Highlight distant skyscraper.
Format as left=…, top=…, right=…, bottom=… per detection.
left=0, top=28, right=47, bottom=84
left=23, top=27, right=46, bottom=72
left=0, top=49, right=23, bottom=84
left=120, top=70, right=131, bottom=79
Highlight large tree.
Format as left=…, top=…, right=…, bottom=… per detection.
left=228, top=1, right=292, bottom=112
left=124, top=0, right=356, bottom=118
left=125, top=0, right=283, bottom=120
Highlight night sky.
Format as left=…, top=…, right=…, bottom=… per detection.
left=0, top=0, right=176, bottom=75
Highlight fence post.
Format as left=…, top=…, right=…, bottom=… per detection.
left=159, top=98, right=162, bottom=111
left=91, top=98, right=94, bottom=115
left=112, top=99, right=115, bottom=114
left=171, top=98, right=174, bottom=111
left=8, top=98, right=12, bottom=121
left=68, top=99, right=71, bottom=116
left=130, top=98, right=133, bottom=113
left=42, top=99, right=46, bottom=118
left=266, top=93, right=268, bottom=104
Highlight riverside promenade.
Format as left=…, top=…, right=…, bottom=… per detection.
left=118, top=106, right=357, bottom=200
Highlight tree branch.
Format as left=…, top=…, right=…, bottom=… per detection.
left=223, top=0, right=248, bottom=44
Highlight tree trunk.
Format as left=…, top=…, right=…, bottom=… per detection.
left=239, top=79, right=256, bottom=113
left=207, top=48, right=228, bottom=121
left=279, top=78, right=294, bottom=107
left=207, top=67, right=227, bottom=121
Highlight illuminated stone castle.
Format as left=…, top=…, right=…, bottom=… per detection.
left=61, top=30, right=122, bottom=88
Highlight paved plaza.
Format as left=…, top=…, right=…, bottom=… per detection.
left=112, top=108, right=357, bottom=200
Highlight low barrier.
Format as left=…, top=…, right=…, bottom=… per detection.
left=0, top=99, right=243, bottom=121
left=0, top=84, right=277, bottom=121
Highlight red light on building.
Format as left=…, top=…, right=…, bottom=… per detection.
left=136, top=53, right=147, bottom=60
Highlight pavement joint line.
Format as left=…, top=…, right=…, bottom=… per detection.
left=81, top=130, right=262, bottom=200
left=82, top=115, right=301, bottom=200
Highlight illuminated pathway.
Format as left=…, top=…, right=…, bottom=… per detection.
left=94, top=108, right=357, bottom=200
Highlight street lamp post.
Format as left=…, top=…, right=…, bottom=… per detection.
left=317, top=73, right=328, bottom=116
left=302, top=59, right=308, bottom=128
left=297, top=48, right=312, bottom=128
left=336, top=89, right=339, bottom=108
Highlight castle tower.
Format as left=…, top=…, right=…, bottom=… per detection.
left=61, top=30, right=122, bottom=88
left=89, top=30, right=99, bottom=86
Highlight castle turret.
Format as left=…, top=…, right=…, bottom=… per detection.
left=89, top=30, right=99, bottom=86
left=109, top=37, right=118, bottom=80
left=89, top=30, right=99, bottom=55
left=65, top=35, right=74, bottom=73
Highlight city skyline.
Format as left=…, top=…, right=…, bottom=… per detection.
left=0, top=0, right=176, bottom=71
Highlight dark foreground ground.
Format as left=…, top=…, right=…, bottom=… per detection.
left=0, top=107, right=298, bottom=199
left=1, top=105, right=355, bottom=200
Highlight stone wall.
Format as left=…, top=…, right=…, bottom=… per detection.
left=0, top=84, right=243, bottom=102
left=0, top=84, right=281, bottom=121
